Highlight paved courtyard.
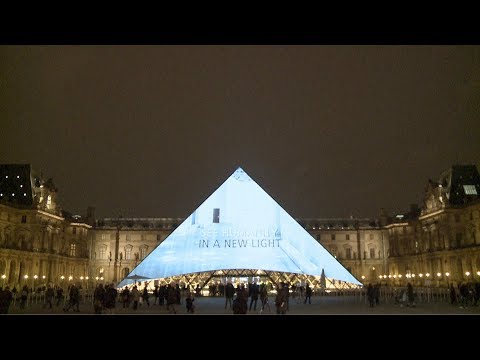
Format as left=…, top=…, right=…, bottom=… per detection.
left=5, top=295, right=480, bottom=315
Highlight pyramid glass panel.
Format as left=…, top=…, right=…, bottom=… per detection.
left=118, top=168, right=361, bottom=287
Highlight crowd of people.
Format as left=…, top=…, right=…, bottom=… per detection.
left=1, top=279, right=479, bottom=314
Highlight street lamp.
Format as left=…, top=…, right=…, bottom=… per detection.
left=477, top=271, right=480, bottom=277
left=465, top=271, right=471, bottom=278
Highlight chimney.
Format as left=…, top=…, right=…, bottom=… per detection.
left=86, top=206, right=96, bottom=226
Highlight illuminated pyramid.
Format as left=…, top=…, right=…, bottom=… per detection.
left=118, top=167, right=361, bottom=287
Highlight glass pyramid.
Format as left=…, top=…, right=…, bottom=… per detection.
left=118, top=167, right=362, bottom=287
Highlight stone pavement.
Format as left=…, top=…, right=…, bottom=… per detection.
left=4, top=295, right=480, bottom=315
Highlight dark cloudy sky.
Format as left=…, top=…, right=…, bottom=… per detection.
left=1, top=46, right=479, bottom=220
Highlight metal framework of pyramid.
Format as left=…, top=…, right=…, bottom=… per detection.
left=118, top=167, right=362, bottom=288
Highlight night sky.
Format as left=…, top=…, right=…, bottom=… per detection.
left=1, top=46, right=479, bottom=220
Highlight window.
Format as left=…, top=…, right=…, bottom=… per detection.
left=125, top=246, right=132, bottom=260
left=331, top=234, right=335, bottom=240
left=46, top=195, right=52, bottom=209
left=21, top=215, right=26, bottom=223
left=463, top=185, right=477, bottom=195
left=345, top=248, right=352, bottom=259
left=140, top=246, right=148, bottom=259
left=101, top=234, right=107, bottom=240
left=369, top=233, right=374, bottom=240
left=346, top=234, right=350, bottom=240
left=213, top=208, right=220, bottom=223
left=99, top=246, right=106, bottom=259
left=72, top=227, right=76, bottom=234
left=456, top=233, right=463, bottom=246
left=123, top=268, right=130, bottom=278
left=330, top=247, right=337, bottom=258
left=370, top=248, right=375, bottom=259
left=126, top=234, right=131, bottom=241
left=455, top=214, right=460, bottom=223
left=70, top=243, right=76, bottom=257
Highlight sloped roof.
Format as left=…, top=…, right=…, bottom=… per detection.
left=440, top=165, right=480, bottom=205
left=118, top=167, right=361, bottom=287
left=0, top=164, right=34, bottom=206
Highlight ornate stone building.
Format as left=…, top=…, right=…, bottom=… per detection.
left=385, top=165, right=480, bottom=287
left=1, top=163, right=479, bottom=289
left=0, top=164, right=90, bottom=290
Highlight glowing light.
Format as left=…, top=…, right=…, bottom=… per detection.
left=398, top=275, right=402, bottom=278
left=80, top=276, right=84, bottom=280
left=60, top=275, right=65, bottom=280
left=68, top=275, right=73, bottom=281
left=445, top=272, right=450, bottom=277
left=34, top=275, right=38, bottom=279
left=419, top=274, right=423, bottom=278
left=378, top=276, right=382, bottom=279
left=411, top=274, right=415, bottom=278
left=372, top=267, right=375, bottom=270
left=436, top=272, right=441, bottom=277
left=425, top=273, right=430, bottom=277
left=24, top=275, right=28, bottom=279
left=85, top=276, right=89, bottom=280
left=118, top=167, right=360, bottom=288
left=465, top=271, right=470, bottom=276
left=388, top=275, right=392, bottom=278
left=1, top=274, right=6, bottom=279
left=42, top=275, right=46, bottom=279
left=393, top=275, right=397, bottom=278
left=477, top=272, right=480, bottom=276
left=361, top=275, right=365, bottom=279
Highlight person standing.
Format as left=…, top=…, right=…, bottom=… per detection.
left=304, top=284, right=312, bottom=304
left=249, top=282, right=259, bottom=311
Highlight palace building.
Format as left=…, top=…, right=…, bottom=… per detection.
left=0, top=163, right=479, bottom=290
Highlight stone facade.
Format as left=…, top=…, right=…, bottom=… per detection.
left=1, top=163, right=479, bottom=289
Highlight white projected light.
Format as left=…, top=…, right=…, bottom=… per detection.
left=118, top=167, right=361, bottom=288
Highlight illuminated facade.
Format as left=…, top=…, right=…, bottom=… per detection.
left=0, top=165, right=90, bottom=290
left=1, top=163, right=479, bottom=290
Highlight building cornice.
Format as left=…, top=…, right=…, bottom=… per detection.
left=418, top=209, right=446, bottom=221
left=37, top=210, right=64, bottom=221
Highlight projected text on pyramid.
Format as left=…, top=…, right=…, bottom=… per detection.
left=198, top=239, right=280, bottom=248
